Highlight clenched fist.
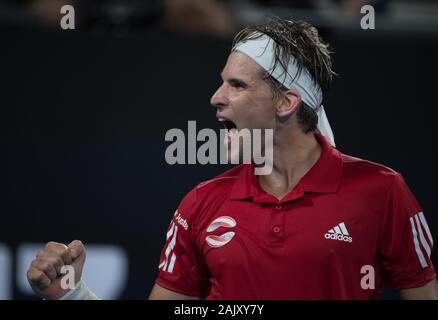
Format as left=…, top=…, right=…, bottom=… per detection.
left=27, top=240, right=86, bottom=300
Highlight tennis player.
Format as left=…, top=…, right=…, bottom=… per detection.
left=27, top=17, right=437, bottom=300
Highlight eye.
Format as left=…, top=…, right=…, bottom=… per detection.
left=230, top=80, right=246, bottom=90
left=234, top=83, right=244, bottom=89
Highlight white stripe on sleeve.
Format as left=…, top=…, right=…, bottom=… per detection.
left=410, top=217, right=428, bottom=268
left=415, top=214, right=431, bottom=258
left=168, top=253, right=177, bottom=273
left=419, top=211, right=434, bottom=246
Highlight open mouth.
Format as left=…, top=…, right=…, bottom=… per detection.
left=218, top=117, right=237, bottom=131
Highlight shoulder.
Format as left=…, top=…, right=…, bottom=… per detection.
left=339, top=152, right=422, bottom=219
left=195, top=165, right=243, bottom=194
left=176, top=165, right=245, bottom=219
left=341, top=153, right=400, bottom=179
left=340, top=153, right=404, bottom=192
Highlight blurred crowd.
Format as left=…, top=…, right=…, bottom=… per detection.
left=0, top=0, right=392, bottom=37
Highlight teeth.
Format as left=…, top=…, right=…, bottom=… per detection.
left=217, top=118, right=226, bottom=122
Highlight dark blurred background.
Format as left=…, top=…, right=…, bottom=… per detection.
left=1, top=0, right=437, bottom=299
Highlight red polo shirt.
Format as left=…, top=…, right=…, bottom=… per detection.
left=155, top=133, right=436, bottom=299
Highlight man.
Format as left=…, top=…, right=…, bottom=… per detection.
left=27, top=17, right=437, bottom=300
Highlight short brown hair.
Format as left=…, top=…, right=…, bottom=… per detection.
left=232, top=17, right=336, bottom=133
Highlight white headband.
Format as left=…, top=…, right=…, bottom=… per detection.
left=233, top=33, right=335, bottom=147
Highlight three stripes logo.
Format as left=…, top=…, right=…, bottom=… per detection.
left=410, top=211, right=433, bottom=268
left=205, top=216, right=236, bottom=248
left=324, top=222, right=353, bottom=243
left=158, top=221, right=178, bottom=273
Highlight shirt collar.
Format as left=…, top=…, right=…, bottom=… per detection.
left=230, top=133, right=343, bottom=204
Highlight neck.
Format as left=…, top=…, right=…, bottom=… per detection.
left=257, top=128, right=322, bottom=200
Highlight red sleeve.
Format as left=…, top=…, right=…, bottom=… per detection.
left=378, top=173, right=436, bottom=289
left=155, top=189, right=209, bottom=297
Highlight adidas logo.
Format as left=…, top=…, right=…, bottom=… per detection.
left=324, top=222, right=353, bottom=243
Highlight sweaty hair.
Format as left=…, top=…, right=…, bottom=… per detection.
left=232, top=17, right=336, bottom=133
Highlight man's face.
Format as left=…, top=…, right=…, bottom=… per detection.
left=210, top=51, right=278, bottom=132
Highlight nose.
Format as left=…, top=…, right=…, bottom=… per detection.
left=210, top=83, right=229, bottom=108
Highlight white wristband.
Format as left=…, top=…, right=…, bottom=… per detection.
left=59, top=280, right=100, bottom=300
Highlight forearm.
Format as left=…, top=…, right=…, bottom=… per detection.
left=400, top=279, right=438, bottom=300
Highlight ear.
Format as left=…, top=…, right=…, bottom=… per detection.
left=276, top=89, right=301, bottom=118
